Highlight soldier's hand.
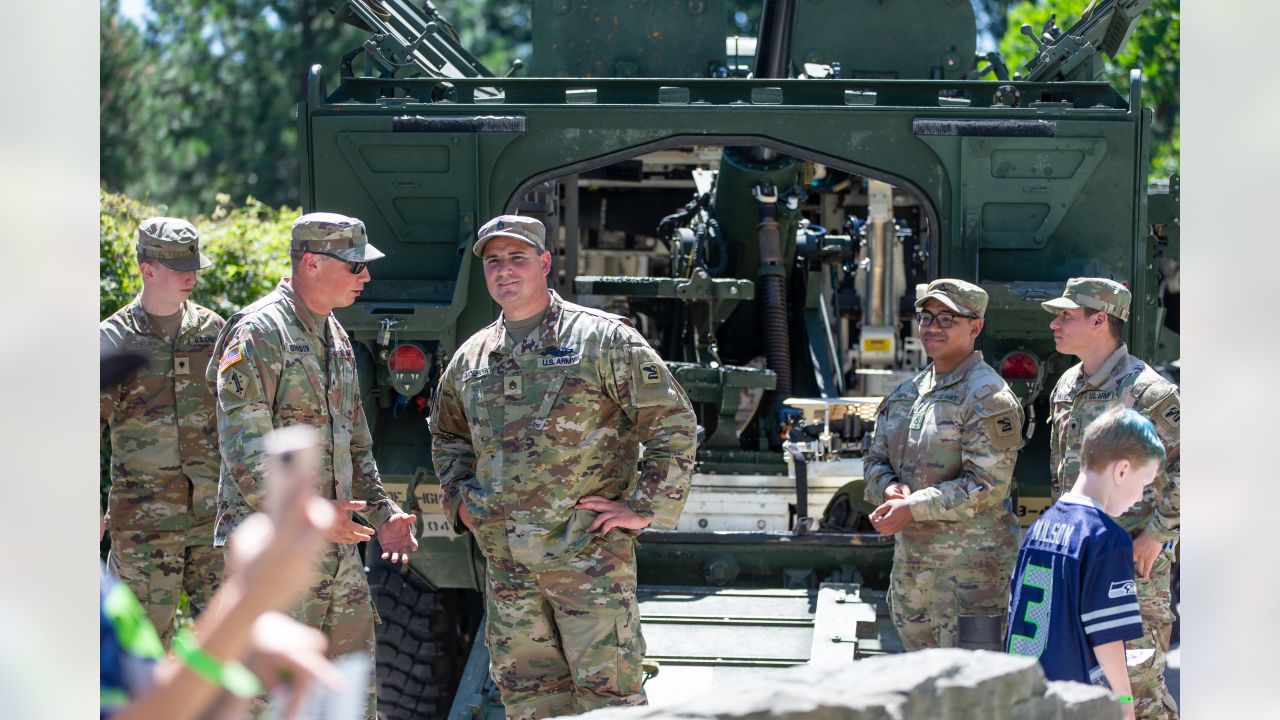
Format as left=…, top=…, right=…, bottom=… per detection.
left=884, top=482, right=909, bottom=501
left=576, top=495, right=652, bottom=535
left=1132, top=532, right=1161, bottom=579
left=377, top=512, right=419, bottom=564
left=244, top=612, right=343, bottom=719
left=869, top=498, right=914, bottom=535
left=324, top=500, right=375, bottom=544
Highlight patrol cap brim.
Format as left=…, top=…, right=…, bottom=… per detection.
left=473, top=232, right=540, bottom=257
left=914, top=291, right=971, bottom=317
left=1040, top=296, right=1081, bottom=314
left=154, top=251, right=213, bottom=272
left=327, top=242, right=386, bottom=263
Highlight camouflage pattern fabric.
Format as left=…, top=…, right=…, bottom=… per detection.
left=484, top=534, right=646, bottom=719
left=292, top=544, right=379, bottom=720
left=205, top=279, right=402, bottom=544
left=100, top=297, right=224, bottom=646
left=888, top=563, right=1010, bottom=650
left=106, top=526, right=223, bottom=646
left=431, top=290, right=696, bottom=712
left=1048, top=343, right=1180, bottom=718
left=1041, top=277, right=1133, bottom=321
left=863, top=351, right=1023, bottom=650
left=207, top=279, right=403, bottom=719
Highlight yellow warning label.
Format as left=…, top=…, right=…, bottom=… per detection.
left=863, top=338, right=892, bottom=353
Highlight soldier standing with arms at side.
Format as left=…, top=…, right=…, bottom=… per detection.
left=430, top=215, right=697, bottom=719
left=207, top=212, right=419, bottom=719
left=863, top=279, right=1024, bottom=650
left=1042, top=278, right=1180, bottom=720
left=101, top=218, right=225, bottom=646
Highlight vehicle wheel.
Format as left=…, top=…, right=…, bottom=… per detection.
left=366, top=549, right=476, bottom=719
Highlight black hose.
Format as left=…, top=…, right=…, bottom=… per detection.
left=785, top=443, right=809, bottom=528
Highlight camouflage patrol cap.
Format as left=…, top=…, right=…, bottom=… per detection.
left=473, top=215, right=547, bottom=257
left=291, top=212, right=385, bottom=262
left=137, top=217, right=212, bottom=271
left=915, top=278, right=989, bottom=318
left=1041, top=277, right=1131, bottom=321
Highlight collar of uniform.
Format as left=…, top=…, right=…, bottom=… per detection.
left=490, top=289, right=563, bottom=358
left=916, top=350, right=983, bottom=394
left=126, top=295, right=194, bottom=342
left=276, top=278, right=328, bottom=337
left=1082, top=343, right=1129, bottom=390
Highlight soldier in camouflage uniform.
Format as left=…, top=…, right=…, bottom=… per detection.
left=1043, top=278, right=1180, bottom=719
left=430, top=215, right=697, bottom=719
left=863, top=279, right=1024, bottom=651
left=100, top=217, right=225, bottom=647
left=206, top=212, right=418, bottom=719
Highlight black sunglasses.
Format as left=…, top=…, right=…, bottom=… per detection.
left=313, top=251, right=367, bottom=275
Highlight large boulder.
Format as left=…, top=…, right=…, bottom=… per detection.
left=570, top=649, right=1121, bottom=719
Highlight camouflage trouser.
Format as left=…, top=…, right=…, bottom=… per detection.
left=292, top=542, right=379, bottom=720
left=1130, top=547, right=1178, bottom=720
left=107, top=524, right=224, bottom=647
left=888, top=560, right=1012, bottom=651
left=481, top=533, right=647, bottom=719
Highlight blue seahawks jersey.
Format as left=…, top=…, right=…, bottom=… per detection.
left=1006, top=494, right=1144, bottom=685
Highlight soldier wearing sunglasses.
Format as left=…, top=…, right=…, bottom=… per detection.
left=863, top=278, right=1024, bottom=651
left=205, top=212, right=418, bottom=719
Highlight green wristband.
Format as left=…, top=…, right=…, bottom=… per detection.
left=1114, top=694, right=1134, bottom=704
left=172, top=627, right=265, bottom=698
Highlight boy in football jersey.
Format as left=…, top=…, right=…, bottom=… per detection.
left=1007, top=407, right=1165, bottom=718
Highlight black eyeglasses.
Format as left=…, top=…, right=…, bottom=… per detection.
left=313, top=251, right=367, bottom=275
left=915, top=311, right=974, bottom=328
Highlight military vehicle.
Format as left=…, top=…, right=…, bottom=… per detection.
left=296, top=0, right=1179, bottom=716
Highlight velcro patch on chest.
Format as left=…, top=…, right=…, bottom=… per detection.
left=462, top=367, right=491, bottom=381
left=539, top=354, right=582, bottom=368
left=503, top=374, right=523, bottom=398
left=174, top=355, right=190, bottom=375
left=286, top=343, right=312, bottom=354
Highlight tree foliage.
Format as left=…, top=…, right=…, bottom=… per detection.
left=999, top=0, right=1179, bottom=178
left=100, top=190, right=296, bottom=322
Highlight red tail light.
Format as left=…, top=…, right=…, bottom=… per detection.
left=999, top=351, right=1040, bottom=381
left=388, top=343, right=427, bottom=373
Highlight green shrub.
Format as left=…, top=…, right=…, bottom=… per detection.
left=100, top=190, right=298, bottom=320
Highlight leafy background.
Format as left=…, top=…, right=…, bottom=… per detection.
left=101, top=0, right=1179, bottom=219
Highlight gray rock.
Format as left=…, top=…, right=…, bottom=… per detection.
left=568, top=650, right=1122, bottom=720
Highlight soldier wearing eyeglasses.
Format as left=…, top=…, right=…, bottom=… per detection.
left=863, top=278, right=1023, bottom=650
left=206, top=212, right=418, bottom=719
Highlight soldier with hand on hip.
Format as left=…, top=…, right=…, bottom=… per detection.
left=100, top=217, right=225, bottom=646
left=207, top=212, right=418, bottom=719
left=430, top=215, right=697, bottom=719
left=1043, top=277, right=1181, bottom=720
left=863, top=279, right=1023, bottom=651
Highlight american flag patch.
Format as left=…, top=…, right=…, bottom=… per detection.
left=218, top=343, right=244, bottom=373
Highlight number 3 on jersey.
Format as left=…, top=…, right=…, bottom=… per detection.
left=1008, top=563, right=1054, bottom=657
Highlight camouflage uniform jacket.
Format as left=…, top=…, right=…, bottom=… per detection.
left=1048, top=343, right=1180, bottom=542
left=430, top=290, right=697, bottom=570
left=100, top=297, right=223, bottom=534
left=205, top=279, right=403, bottom=545
left=863, top=351, right=1023, bottom=568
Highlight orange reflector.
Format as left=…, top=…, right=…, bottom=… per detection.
left=389, top=344, right=427, bottom=373
left=999, top=351, right=1039, bottom=380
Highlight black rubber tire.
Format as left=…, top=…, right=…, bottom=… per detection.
left=367, top=558, right=473, bottom=719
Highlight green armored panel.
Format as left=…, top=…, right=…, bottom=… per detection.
left=531, top=0, right=729, bottom=78
left=792, top=0, right=977, bottom=79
